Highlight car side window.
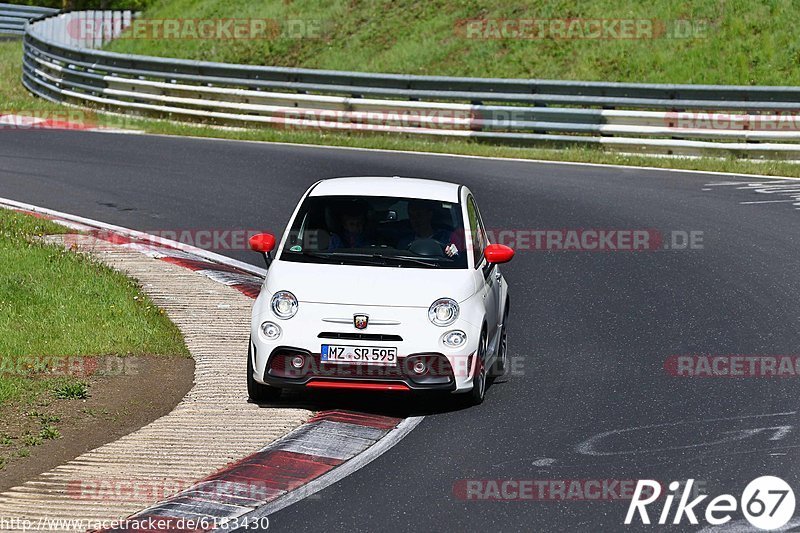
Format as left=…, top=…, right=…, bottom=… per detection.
left=466, top=195, right=487, bottom=268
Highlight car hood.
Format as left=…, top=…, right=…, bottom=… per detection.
left=264, top=259, right=478, bottom=307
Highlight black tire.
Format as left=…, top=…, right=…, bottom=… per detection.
left=466, top=329, right=488, bottom=406
left=247, top=339, right=282, bottom=403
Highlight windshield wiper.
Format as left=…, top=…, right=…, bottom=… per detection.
left=297, top=251, right=388, bottom=266
left=295, top=250, right=440, bottom=268
left=370, top=254, right=441, bottom=268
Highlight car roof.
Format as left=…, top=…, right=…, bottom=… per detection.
left=309, top=176, right=462, bottom=203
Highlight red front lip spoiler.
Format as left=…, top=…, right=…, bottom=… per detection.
left=306, top=380, right=411, bottom=391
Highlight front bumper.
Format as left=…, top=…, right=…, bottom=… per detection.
left=255, top=344, right=467, bottom=392
left=250, top=301, right=482, bottom=393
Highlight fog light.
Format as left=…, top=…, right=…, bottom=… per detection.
left=291, top=355, right=305, bottom=369
left=443, top=330, right=467, bottom=348
left=412, top=360, right=427, bottom=374
left=261, top=321, right=281, bottom=340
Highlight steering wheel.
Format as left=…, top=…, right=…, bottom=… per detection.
left=407, top=238, right=445, bottom=257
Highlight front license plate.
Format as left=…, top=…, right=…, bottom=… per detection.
left=321, top=345, right=397, bottom=365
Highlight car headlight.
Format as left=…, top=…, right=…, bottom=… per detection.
left=428, top=298, right=459, bottom=327
left=260, top=321, right=282, bottom=340
left=270, top=291, right=298, bottom=319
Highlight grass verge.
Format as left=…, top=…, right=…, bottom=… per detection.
left=0, top=208, right=188, bottom=469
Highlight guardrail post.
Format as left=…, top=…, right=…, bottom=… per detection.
left=93, top=10, right=101, bottom=49
left=101, top=10, right=107, bottom=46
left=112, top=11, right=120, bottom=40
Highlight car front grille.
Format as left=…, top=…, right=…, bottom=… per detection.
left=317, top=332, right=403, bottom=342
left=267, top=349, right=455, bottom=386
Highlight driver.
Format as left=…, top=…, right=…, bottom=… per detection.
left=398, top=200, right=460, bottom=257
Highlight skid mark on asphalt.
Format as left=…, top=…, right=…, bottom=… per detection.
left=493, top=411, right=800, bottom=470
left=575, top=411, right=797, bottom=457
left=705, top=180, right=800, bottom=209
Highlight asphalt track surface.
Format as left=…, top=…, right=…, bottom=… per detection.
left=2, top=130, right=800, bottom=532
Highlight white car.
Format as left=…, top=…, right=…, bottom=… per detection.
left=247, top=176, right=514, bottom=405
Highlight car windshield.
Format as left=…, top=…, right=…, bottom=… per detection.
left=280, top=195, right=468, bottom=269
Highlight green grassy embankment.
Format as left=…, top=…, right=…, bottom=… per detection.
left=0, top=209, right=188, bottom=468
left=106, top=0, right=796, bottom=85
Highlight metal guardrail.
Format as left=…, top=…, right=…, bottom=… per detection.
left=0, top=2, right=55, bottom=36
left=19, top=10, right=800, bottom=159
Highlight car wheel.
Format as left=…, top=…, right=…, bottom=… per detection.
left=467, top=329, right=488, bottom=405
left=247, top=339, right=282, bottom=403
left=490, top=310, right=509, bottom=378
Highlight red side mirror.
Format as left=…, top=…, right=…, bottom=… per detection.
left=485, top=243, right=514, bottom=264
left=249, top=233, right=276, bottom=253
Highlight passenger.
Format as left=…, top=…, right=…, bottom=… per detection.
left=328, top=209, right=368, bottom=250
